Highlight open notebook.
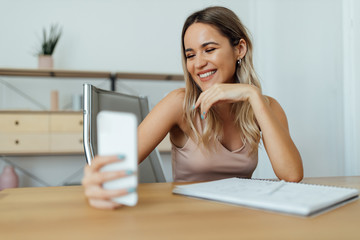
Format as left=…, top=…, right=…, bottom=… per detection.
left=172, top=178, right=359, bottom=217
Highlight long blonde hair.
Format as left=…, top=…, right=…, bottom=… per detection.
left=181, top=6, right=265, bottom=154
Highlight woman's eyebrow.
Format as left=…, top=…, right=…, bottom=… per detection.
left=185, top=41, right=220, bottom=52
left=202, top=41, right=219, bottom=47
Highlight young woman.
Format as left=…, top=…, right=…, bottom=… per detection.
left=82, top=6, right=303, bottom=209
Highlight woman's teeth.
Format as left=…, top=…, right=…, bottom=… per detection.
left=199, top=70, right=216, bottom=78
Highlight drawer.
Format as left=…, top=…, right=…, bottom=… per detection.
left=0, top=133, right=50, bottom=153
left=50, top=133, right=84, bottom=153
left=0, top=114, right=49, bottom=133
left=50, top=114, right=83, bottom=132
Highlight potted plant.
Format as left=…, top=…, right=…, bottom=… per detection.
left=37, top=24, right=62, bottom=69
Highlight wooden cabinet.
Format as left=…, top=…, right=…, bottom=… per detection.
left=0, top=111, right=83, bottom=155
left=0, top=113, right=49, bottom=132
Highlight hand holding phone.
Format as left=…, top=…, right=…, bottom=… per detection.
left=97, top=111, right=138, bottom=206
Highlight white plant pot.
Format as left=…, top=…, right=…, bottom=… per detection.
left=38, top=55, right=54, bottom=69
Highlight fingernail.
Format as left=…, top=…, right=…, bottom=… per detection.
left=192, top=104, right=195, bottom=109
left=117, top=154, right=126, bottom=160
left=127, top=187, right=137, bottom=193
left=126, top=170, right=134, bottom=175
left=201, top=114, right=204, bottom=120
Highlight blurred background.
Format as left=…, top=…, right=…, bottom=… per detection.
left=0, top=0, right=359, bottom=187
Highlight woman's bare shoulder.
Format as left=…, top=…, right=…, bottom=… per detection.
left=164, top=89, right=189, bottom=144
left=151, top=88, right=185, bottom=115
left=162, top=88, right=188, bottom=128
left=264, top=95, right=289, bottom=128
left=159, top=88, right=185, bottom=108
left=166, top=88, right=185, bottom=100
left=264, top=95, right=284, bottom=112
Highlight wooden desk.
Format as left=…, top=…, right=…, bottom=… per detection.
left=0, top=177, right=359, bottom=240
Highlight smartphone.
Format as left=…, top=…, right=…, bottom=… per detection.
left=96, top=111, right=138, bottom=206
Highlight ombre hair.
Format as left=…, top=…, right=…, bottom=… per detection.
left=181, top=6, right=266, bottom=155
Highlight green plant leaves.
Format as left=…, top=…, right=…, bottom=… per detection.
left=38, top=24, right=62, bottom=55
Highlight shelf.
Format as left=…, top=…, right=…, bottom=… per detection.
left=0, top=152, right=85, bottom=156
left=0, top=68, right=184, bottom=90
left=115, top=72, right=184, bottom=81
left=0, top=110, right=82, bottom=114
left=0, top=68, right=111, bottom=78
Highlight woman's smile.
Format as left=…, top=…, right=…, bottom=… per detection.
left=198, top=69, right=217, bottom=82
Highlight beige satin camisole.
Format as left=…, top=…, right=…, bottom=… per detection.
left=171, top=115, right=258, bottom=182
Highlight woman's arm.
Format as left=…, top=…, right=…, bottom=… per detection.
left=249, top=93, right=303, bottom=182
left=137, top=88, right=185, bottom=162
left=195, top=83, right=303, bottom=182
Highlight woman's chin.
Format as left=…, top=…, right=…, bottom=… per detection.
left=199, top=83, right=214, bottom=91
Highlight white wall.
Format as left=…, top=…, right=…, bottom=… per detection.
left=253, top=0, right=345, bottom=178
left=0, top=0, right=252, bottom=73
left=343, top=0, right=360, bottom=176
left=353, top=0, right=360, bottom=175
left=0, top=0, right=359, bottom=186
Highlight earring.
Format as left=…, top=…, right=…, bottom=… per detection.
left=237, top=58, right=242, bottom=65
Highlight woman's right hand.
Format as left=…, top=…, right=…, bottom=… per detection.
left=81, top=155, right=132, bottom=210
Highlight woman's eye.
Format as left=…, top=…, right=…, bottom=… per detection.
left=186, top=54, right=195, bottom=59
left=205, top=48, right=215, bottom=53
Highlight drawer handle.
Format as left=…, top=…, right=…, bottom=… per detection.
left=79, top=120, right=83, bottom=125
left=14, top=120, right=19, bottom=126
left=15, top=139, right=20, bottom=145
left=79, top=139, right=83, bottom=144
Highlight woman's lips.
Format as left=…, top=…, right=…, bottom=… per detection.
left=198, top=70, right=216, bottom=81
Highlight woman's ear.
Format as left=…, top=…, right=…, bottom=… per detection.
left=235, top=39, right=247, bottom=59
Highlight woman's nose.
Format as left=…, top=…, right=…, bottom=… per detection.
left=195, top=55, right=207, bottom=69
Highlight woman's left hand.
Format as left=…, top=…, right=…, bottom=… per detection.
left=194, top=83, right=259, bottom=118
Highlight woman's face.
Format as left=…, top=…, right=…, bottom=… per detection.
left=184, top=23, right=240, bottom=91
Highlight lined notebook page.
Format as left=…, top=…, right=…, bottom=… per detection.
left=173, top=178, right=359, bottom=216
